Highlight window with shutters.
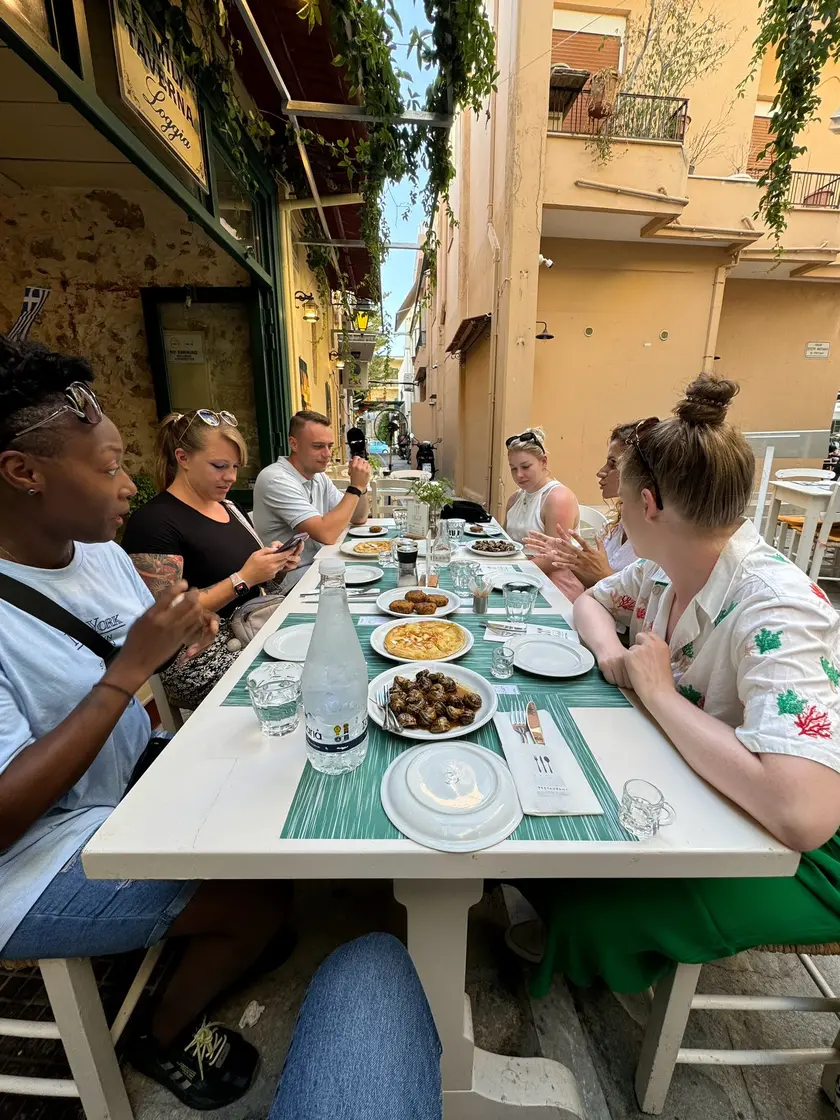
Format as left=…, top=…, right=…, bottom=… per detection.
left=551, top=28, right=621, bottom=74
left=749, top=115, right=775, bottom=175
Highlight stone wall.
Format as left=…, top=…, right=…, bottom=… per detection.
left=0, top=186, right=249, bottom=476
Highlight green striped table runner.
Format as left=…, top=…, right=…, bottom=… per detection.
left=338, top=563, right=552, bottom=605
left=222, top=613, right=629, bottom=709
left=221, top=612, right=633, bottom=843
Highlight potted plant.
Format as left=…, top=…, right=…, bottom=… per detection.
left=407, top=476, right=454, bottom=536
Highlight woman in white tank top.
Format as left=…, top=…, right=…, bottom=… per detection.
left=504, top=429, right=583, bottom=601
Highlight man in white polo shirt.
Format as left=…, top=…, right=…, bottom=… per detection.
left=253, top=410, right=371, bottom=586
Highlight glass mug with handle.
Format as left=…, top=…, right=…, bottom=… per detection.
left=618, top=779, right=675, bottom=840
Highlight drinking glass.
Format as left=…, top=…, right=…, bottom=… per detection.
left=469, top=572, right=494, bottom=615
left=247, top=663, right=303, bottom=737
left=491, top=646, right=515, bottom=679
left=392, top=506, right=408, bottom=536
left=446, top=518, right=465, bottom=547
left=503, top=579, right=540, bottom=624
left=450, top=559, right=481, bottom=596
left=618, top=779, right=675, bottom=839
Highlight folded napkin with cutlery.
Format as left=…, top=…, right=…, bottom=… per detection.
left=484, top=622, right=582, bottom=643
left=494, top=708, right=603, bottom=816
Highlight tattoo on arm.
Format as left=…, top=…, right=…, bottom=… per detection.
left=129, top=553, right=184, bottom=598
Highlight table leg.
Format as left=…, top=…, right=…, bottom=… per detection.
left=763, top=495, right=782, bottom=545
left=393, top=880, right=583, bottom=1120
left=794, top=502, right=822, bottom=572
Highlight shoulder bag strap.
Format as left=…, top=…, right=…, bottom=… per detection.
left=225, top=500, right=265, bottom=549
left=0, top=571, right=119, bottom=665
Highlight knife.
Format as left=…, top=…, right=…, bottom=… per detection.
left=525, top=701, right=545, bottom=746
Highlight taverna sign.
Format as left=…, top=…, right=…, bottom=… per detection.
left=112, top=0, right=208, bottom=189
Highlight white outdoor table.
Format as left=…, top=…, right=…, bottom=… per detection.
left=763, top=480, right=840, bottom=571
left=84, top=522, right=797, bottom=1119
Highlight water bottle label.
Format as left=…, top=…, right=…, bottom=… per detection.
left=305, top=713, right=368, bottom=754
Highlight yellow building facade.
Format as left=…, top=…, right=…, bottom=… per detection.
left=411, top=0, right=840, bottom=514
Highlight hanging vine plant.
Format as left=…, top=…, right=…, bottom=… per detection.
left=143, top=0, right=280, bottom=195
left=745, top=0, right=840, bottom=238
left=295, top=0, right=498, bottom=299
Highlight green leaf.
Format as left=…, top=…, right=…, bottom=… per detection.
left=332, top=54, right=345, bottom=66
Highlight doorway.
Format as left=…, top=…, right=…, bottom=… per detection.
left=142, top=285, right=285, bottom=508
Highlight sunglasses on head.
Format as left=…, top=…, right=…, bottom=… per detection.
left=628, top=416, right=663, bottom=510
left=180, top=409, right=239, bottom=434
left=506, top=430, right=545, bottom=454
left=12, top=382, right=102, bottom=442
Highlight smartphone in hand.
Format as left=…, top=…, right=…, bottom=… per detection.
left=275, top=532, right=309, bottom=553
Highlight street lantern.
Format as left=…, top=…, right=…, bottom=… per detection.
left=831, top=107, right=840, bottom=134
left=354, top=308, right=370, bottom=332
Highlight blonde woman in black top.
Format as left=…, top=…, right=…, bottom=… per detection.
left=123, top=410, right=301, bottom=708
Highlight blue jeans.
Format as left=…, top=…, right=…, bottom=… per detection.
left=269, top=933, right=442, bottom=1120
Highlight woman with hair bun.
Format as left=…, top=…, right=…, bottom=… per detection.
left=512, top=375, right=840, bottom=993
left=123, top=410, right=301, bottom=709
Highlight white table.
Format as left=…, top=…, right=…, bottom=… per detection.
left=85, top=524, right=797, bottom=1119
left=763, top=480, right=839, bottom=570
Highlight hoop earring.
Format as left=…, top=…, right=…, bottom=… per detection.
left=27, top=488, right=37, bottom=495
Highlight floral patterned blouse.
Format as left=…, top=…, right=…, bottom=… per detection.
left=591, top=520, right=840, bottom=773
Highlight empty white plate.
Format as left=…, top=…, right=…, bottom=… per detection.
left=263, top=623, right=315, bottom=662
left=506, top=634, right=595, bottom=678
left=344, top=565, right=384, bottom=586
left=380, top=741, right=523, bottom=852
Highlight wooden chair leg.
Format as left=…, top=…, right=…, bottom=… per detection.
left=40, top=958, right=133, bottom=1120
left=635, top=963, right=701, bottom=1115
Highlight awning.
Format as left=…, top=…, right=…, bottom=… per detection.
left=446, top=314, right=491, bottom=355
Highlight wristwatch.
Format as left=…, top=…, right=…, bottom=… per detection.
left=230, top=572, right=250, bottom=598
left=346, top=485, right=363, bottom=497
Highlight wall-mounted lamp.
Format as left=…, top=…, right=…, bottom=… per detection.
left=295, top=290, right=319, bottom=323
left=830, top=107, right=840, bottom=134
left=536, top=321, right=554, bottom=341
left=329, top=348, right=346, bottom=370
left=352, top=299, right=376, bottom=333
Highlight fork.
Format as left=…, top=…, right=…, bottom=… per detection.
left=377, top=685, right=402, bottom=734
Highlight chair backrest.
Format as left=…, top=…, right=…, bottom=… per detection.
left=149, top=673, right=184, bottom=735
left=775, top=468, right=834, bottom=481
left=388, top=470, right=428, bottom=480
left=809, top=482, right=840, bottom=579
left=577, top=505, right=609, bottom=535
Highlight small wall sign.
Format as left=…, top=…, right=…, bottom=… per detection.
left=806, top=342, right=831, bottom=359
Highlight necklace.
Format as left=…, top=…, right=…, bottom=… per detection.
left=0, top=542, right=19, bottom=563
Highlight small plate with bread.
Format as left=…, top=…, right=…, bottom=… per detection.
left=376, top=587, right=460, bottom=618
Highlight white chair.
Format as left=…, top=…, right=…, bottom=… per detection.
left=577, top=505, right=608, bottom=537
left=387, top=470, right=428, bottom=480
left=773, top=469, right=838, bottom=559
left=635, top=945, right=840, bottom=1114
left=775, top=468, right=835, bottom=481
left=148, top=673, right=183, bottom=735
left=0, top=945, right=163, bottom=1117
left=808, top=481, right=840, bottom=581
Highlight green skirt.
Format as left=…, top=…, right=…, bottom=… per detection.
left=520, top=833, right=840, bottom=994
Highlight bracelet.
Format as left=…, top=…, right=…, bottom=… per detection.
left=93, top=681, right=135, bottom=704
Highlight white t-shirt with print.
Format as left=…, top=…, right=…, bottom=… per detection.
left=591, top=520, right=840, bottom=774
left=253, top=457, right=345, bottom=586
left=0, top=543, right=154, bottom=952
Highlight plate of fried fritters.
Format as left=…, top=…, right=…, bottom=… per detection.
left=368, top=662, right=497, bottom=740
left=376, top=587, right=460, bottom=618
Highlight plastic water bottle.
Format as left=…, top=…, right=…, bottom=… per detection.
left=301, top=558, right=369, bottom=775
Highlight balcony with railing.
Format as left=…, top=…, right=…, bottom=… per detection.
left=548, top=88, right=689, bottom=144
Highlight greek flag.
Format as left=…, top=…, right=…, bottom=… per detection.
left=7, top=287, right=51, bottom=342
